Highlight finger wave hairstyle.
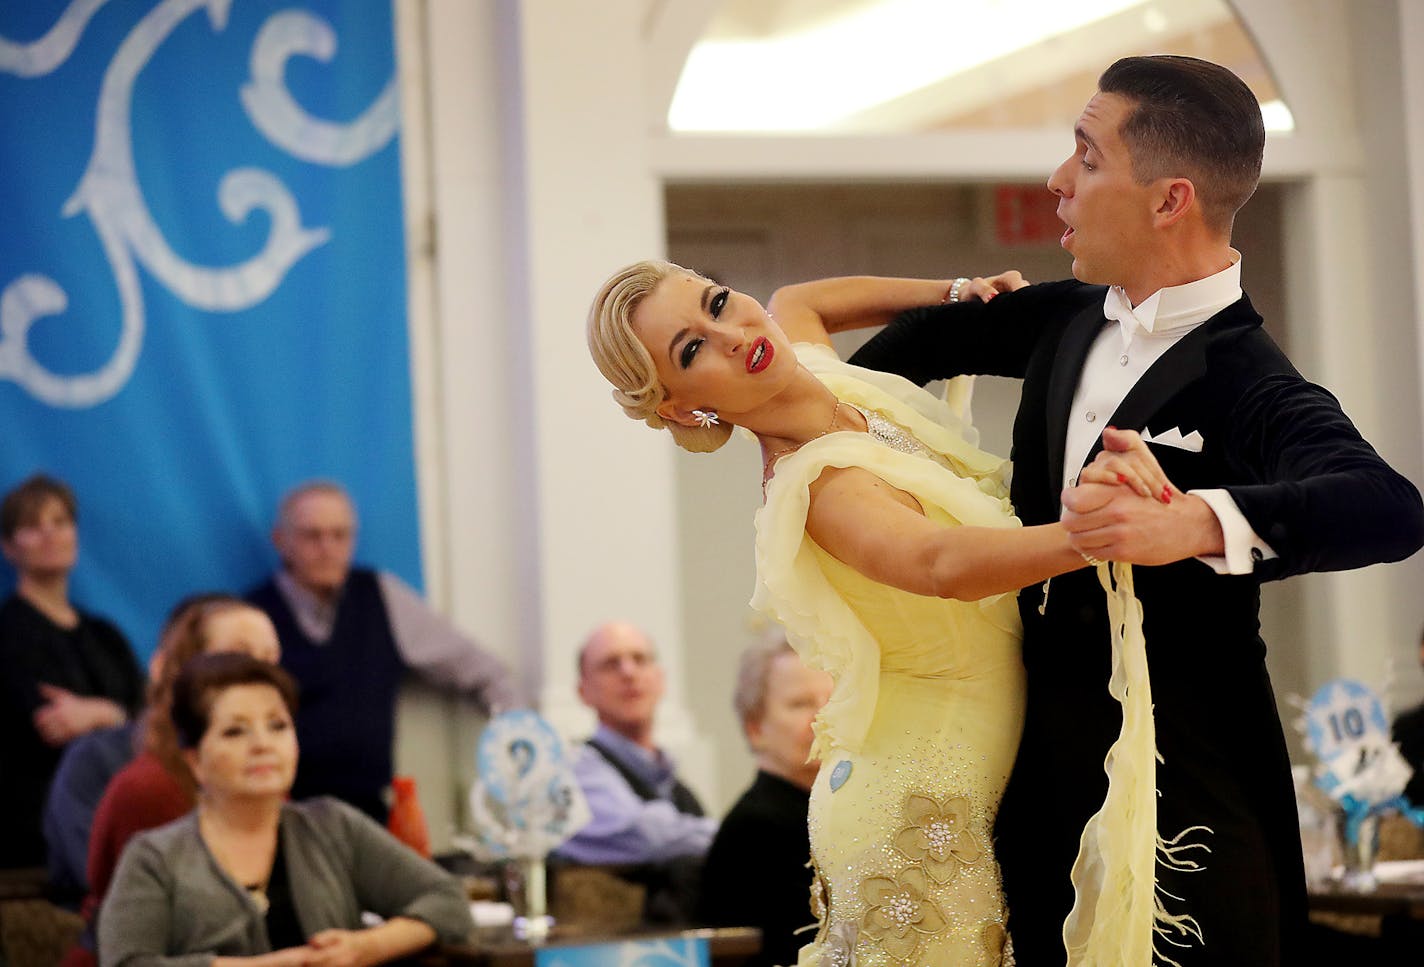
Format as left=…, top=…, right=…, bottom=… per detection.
left=587, top=259, right=735, bottom=454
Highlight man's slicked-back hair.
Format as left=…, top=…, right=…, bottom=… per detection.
left=1098, top=55, right=1264, bottom=234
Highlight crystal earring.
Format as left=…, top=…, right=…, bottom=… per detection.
left=691, top=409, right=720, bottom=428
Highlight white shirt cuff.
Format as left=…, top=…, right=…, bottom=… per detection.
left=1190, top=488, right=1278, bottom=575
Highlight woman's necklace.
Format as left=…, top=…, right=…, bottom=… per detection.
left=762, top=398, right=846, bottom=487
left=198, top=810, right=277, bottom=916
left=245, top=882, right=271, bottom=915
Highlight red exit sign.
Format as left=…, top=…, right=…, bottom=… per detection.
left=994, top=185, right=1062, bottom=246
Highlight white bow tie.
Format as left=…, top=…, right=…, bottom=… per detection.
left=1103, top=286, right=1159, bottom=339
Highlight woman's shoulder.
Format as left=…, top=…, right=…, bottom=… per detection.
left=119, top=810, right=201, bottom=862
left=108, top=752, right=183, bottom=799
left=0, top=593, right=44, bottom=641
left=281, top=796, right=385, bottom=847
left=285, top=794, right=372, bottom=823
left=97, top=753, right=190, bottom=832
left=76, top=609, right=129, bottom=643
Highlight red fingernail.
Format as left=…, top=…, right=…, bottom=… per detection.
left=1116, top=472, right=1128, bottom=484
left=1161, top=486, right=1171, bottom=504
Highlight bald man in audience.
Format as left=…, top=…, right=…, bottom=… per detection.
left=556, top=622, right=715, bottom=922
left=560, top=621, right=716, bottom=864
left=247, top=480, right=520, bottom=821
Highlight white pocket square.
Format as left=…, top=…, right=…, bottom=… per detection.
left=1141, top=426, right=1204, bottom=452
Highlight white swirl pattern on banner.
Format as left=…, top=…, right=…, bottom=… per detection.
left=0, top=0, right=398, bottom=407
left=0, top=0, right=110, bottom=78
left=241, top=9, right=399, bottom=167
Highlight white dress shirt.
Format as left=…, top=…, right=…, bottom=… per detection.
left=1062, top=253, right=1276, bottom=575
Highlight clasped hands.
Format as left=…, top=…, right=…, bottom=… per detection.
left=239, top=929, right=379, bottom=967
left=1061, top=427, right=1226, bottom=566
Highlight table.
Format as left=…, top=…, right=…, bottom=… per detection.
left=438, top=926, right=761, bottom=967
left=1308, top=879, right=1424, bottom=962
left=1308, top=880, right=1424, bottom=919
left=0, top=867, right=48, bottom=901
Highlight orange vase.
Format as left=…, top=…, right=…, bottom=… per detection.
left=387, top=775, right=432, bottom=857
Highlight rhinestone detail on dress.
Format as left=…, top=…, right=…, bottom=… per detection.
left=851, top=404, right=926, bottom=457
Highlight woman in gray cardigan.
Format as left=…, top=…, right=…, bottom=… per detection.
left=98, top=653, right=472, bottom=967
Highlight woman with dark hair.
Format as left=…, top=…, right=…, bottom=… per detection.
left=0, top=473, right=143, bottom=871
left=99, top=652, right=471, bottom=966
left=56, top=595, right=280, bottom=967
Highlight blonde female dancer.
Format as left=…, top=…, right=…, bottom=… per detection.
left=587, top=262, right=1166, bottom=965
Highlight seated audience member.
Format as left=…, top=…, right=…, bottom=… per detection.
left=98, top=653, right=472, bottom=965
left=557, top=621, right=716, bottom=922
left=57, top=598, right=280, bottom=967
left=0, top=474, right=144, bottom=873
left=1392, top=622, right=1424, bottom=808
left=43, top=593, right=232, bottom=900
left=63, top=596, right=281, bottom=967
left=699, top=637, right=833, bottom=967
left=247, top=480, right=520, bottom=820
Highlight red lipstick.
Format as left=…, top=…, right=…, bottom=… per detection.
left=747, top=337, right=773, bottom=373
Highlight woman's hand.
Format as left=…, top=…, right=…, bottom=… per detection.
left=955, top=270, right=1030, bottom=304
left=304, top=930, right=374, bottom=967
left=1075, top=427, right=1177, bottom=504
left=32, top=685, right=125, bottom=745
left=305, top=919, right=437, bottom=967
left=213, top=948, right=313, bottom=967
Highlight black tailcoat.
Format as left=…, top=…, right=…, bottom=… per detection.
left=848, top=280, right=1424, bottom=966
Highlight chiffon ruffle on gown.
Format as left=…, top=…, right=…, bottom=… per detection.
left=752, top=345, right=1025, bottom=967
left=750, top=345, right=1193, bottom=967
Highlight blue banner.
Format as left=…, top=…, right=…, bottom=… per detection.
left=1, top=0, right=421, bottom=656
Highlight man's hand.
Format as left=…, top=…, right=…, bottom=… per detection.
left=32, top=684, right=125, bottom=746
left=1062, top=483, right=1225, bottom=565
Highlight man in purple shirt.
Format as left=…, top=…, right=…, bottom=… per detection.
left=556, top=621, right=715, bottom=921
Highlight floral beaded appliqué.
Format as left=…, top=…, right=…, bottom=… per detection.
left=891, top=793, right=984, bottom=882
left=857, top=865, right=946, bottom=962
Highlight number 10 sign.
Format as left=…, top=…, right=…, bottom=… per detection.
left=1303, top=678, right=1391, bottom=767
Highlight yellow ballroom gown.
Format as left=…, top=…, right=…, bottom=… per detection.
left=751, top=345, right=1026, bottom=967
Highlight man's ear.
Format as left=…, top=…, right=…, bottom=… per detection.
left=1153, top=177, right=1197, bottom=228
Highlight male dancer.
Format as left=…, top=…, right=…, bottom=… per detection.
left=850, top=55, right=1423, bottom=966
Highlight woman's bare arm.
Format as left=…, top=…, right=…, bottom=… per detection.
left=803, top=465, right=1084, bottom=601
left=767, top=272, right=1029, bottom=347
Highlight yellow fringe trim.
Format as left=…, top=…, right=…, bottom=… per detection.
left=1062, top=562, right=1212, bottom=967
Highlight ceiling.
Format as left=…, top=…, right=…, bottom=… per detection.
left=668, top=0, right=1288, bottom=133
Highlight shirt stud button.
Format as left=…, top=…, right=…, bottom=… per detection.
left=1119, top=354, right=1129, bottom=366
left=1086, top=411, right=1097, bottom=423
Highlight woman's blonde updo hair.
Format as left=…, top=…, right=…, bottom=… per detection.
left=587, top=259, right=735, bottom=453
